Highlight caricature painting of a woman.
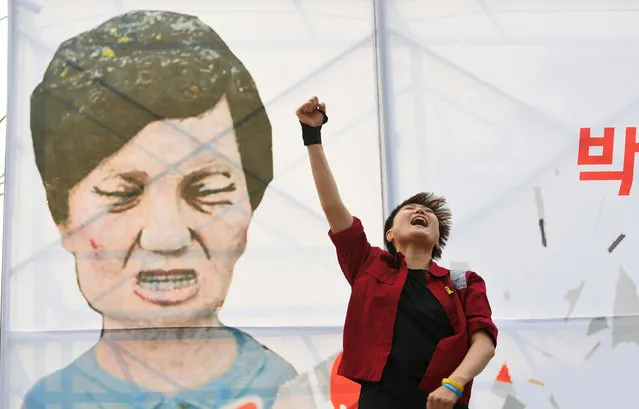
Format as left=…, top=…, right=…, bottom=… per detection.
left=23, top=10, right=300, bottom=409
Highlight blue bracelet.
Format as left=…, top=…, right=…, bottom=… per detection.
left=442, top=382, right=463, bottom=398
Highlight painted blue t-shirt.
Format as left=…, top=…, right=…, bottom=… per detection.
left=22, top=327, right=297, bottom=409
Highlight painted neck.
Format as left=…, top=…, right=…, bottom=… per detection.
left=98, top=313, right=224, bottom=356
left=94, top=319, right=237, bottom=393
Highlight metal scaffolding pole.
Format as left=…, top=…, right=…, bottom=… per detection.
left=0, top=1, right=31, bottom=405
left=373, top=0, right=399, bottom=218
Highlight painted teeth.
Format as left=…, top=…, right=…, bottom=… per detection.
left=137, top=273, right=196, bottom=291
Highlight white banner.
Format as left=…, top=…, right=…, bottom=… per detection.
left=1, top=1, right=638, bottom=409
left=2, top=1, right=381, bottom=408
left=383, top=1, right=639, bottom=408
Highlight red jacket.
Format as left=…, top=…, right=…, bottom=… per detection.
left=329, top=217, right=498, bottom=406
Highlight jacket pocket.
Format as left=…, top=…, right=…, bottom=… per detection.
left=420, top=334, right=468, bottom=392
left=362, top=267, right=398, bottom=284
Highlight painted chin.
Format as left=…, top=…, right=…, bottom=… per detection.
left=133, top=269, right=199, bottom=306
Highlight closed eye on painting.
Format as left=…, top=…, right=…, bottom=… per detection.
left=180, top=168, right=236, bottom=212
left=188, top=182, right=236, bottom=198
left=183, top=182, right=235, bottom=213
left=92, top=186, right=143, bottom=213
left=92, top=186, right=143, bottom=198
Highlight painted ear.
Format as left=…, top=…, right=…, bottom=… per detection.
left=56, top=220, right=77, bottom=254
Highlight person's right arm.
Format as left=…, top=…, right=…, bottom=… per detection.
left=306, top=144, right=353, bottom=233
left=296, top=96, right=373, bottom=284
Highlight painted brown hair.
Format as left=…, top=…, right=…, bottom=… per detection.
left=30, top=10, right=272, bottom=224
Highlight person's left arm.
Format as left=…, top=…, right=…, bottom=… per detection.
left=448, top=271, right=497, bottom=385
left=446, top=330, right=495, bottom=386
left=427, top=272, right=497, bottom=409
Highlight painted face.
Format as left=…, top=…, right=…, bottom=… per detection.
left=58, top=97, right=252, bottom=327
left=387, top=203, right=440, bottom=250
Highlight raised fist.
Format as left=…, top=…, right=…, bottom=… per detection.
left=296, top=96, right=327, bottom=128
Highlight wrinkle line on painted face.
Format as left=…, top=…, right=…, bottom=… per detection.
left=122, top=230, right=142, bottom=269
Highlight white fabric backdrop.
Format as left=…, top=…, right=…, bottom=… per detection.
left=383, top=1, right=639, bottom=408
left=1, top=1, right=638, bottom=408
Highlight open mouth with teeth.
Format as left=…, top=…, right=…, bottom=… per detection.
left=133, top=269, right=199, bottom=306
left=410, top=215, right=429, bottom=227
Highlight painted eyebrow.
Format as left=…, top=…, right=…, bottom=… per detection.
left=99, top=170, right=148, bottom=184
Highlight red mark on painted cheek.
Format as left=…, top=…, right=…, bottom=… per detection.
left=89, top=239, right=99, bottom=250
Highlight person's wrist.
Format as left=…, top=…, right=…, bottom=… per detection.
left=300, top=121, right=322, bottom=146
left=446, top=374, right=469, bottom=387
left=441, top=378, right=464, bottom=398
left=299, top=109, right=328, bottom=146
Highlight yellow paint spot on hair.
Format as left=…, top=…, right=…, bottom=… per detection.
left=102, top=47, right=115, bottom=58
left=155, top=34, right=162, bottom=40
left=117, top=36, right=131, bottom=43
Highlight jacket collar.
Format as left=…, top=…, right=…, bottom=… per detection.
left=392, top=252, right=449, bottom=277
left=427, top=260, right=449, bottom=277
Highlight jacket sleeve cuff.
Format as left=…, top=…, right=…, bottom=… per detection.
left=467, top=319, right=498, bottom=347
left=328, top=217, right=364, bottom=247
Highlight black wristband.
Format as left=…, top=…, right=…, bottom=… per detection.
left=300, top=109, right=328, bottom=146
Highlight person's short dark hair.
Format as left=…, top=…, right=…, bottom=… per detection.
left=30, top=10, right=273, bottom=224
left=383, top=192, right=452, bottom=260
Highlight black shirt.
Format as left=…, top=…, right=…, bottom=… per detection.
left=380, top=268, right=455, bottom=394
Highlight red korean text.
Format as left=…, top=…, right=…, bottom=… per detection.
left=578, top=127, right=639, bottom=196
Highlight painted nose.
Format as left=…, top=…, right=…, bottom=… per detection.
left=139, top=195, right=190, bottom=253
